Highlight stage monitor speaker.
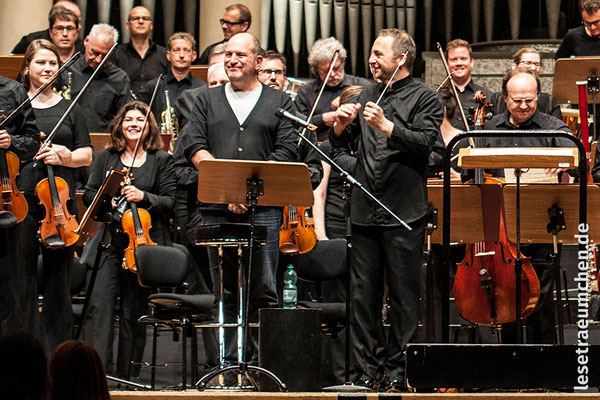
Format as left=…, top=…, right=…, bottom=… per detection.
left=259, top=308, right=322, bottom=391
left=407, top=343, right=600, bottom=389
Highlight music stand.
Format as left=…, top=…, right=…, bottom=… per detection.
left=194, top=159, right=313, bottom=392
left=553, top=57, right=600, bottom=140
left=503, top=184, right=600, bottom=344
left=73, top=168, right=153, bottom=390
left=455, top=139, right=584, bottom=344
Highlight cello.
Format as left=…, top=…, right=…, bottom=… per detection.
left=453, top=92, right=541, bottom=327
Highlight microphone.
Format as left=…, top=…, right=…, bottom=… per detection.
left=275, top=108, right=317, bottom=131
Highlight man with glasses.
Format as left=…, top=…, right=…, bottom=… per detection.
left=445, top=38, right=499, bottom=130
left=48, top=7, right=83, bottom=63
left=197, top=4, right=251, bottom=65
left=138, top=32, right=206, bottom=125
left=112, top=6, right=168, bottom=96
left=12, top=1, right=83, bottom=55
left=295, top=37, right=371, bottom=143
left=494, top=47, right=562, bottom=119
left=556, top=0, right=600, bottom=58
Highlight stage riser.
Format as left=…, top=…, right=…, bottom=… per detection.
left=407, top=344, right=600, bottom=389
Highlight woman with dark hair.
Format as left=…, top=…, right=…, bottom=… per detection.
left=82, top=100, right=176, bottom=379
left=49, top=340, right=110, bottom=400
left=18, top=39, right=92, bottom=351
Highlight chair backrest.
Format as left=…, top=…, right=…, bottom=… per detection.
left=294, top=238, right=347, bottom=282
left=136, top=245, right=188, bottom=288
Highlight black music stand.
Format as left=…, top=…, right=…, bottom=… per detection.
left=194, top=159, right=313, bottom=392
left=453, top=138, right=583, bottom=344
left=554, top=57, right=600, bottom=141
left=75, top=169, right=150, bottom=391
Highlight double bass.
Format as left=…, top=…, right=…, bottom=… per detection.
left=453, top=92, right=541, bottom=326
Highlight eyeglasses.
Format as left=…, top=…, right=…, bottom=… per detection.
left=259, top=69, right=284, bottom=77
left=509, top=97, right=537, bottom=105
left=51, top=26, right=77, bottom=34
left=518, top=60, right=541, bottom=68
left=129, top=16, right=152, bottom=22
left=220, top=19, right=244, bottom=28
left=582, top=18, right=600, bottom=28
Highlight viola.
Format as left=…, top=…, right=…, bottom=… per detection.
left=35, top=162, right=80, bottom=248
left=279, top=206, right=317, bottom=255
left=452, top=91, right=541, bottom=326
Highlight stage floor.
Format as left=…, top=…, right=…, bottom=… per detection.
left=110, top=392, right=600, bottom=399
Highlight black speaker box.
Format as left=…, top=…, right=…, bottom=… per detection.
left=259, top=308, right=322, bottom=391
left=407, top=343, right=600, bottom=389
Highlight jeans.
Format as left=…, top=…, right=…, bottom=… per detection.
left=202, top=206, right=282, bottom=363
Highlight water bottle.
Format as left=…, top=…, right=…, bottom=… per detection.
left=282, top=264, right=297, bottom=309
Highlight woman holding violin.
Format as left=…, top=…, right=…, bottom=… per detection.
left=18, top=39, right=92, bottom=351
left=82, top=100, right=175, bottom=379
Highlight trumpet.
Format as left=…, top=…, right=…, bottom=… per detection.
left=160, top=90, right=179, bottom=152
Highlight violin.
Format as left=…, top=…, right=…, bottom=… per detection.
left=120, top=178, right=156, bottom=273
left=35, top=150, right=79, bottom=248
left=453, top=92, right=540, bottom=326
left=0, top=115, right=28, bottom=225
left=279, top=206, right=317, bottom=255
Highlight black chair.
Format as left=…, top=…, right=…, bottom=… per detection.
left=136, top=245, right=214, bottom=390
left=294, top=238, right=347, bottom=329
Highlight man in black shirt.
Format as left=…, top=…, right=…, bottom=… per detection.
left=68, top=24, right=130, bottom=132
left=112, top=6, right=168, bottom=96
left=12, top=1, right=83, bottom=55
left=48, top=7, right=83, bottom=64
left=197, top=4, right=251, bottom=65
left=446, top=39, right=499, bottom=131
left=294, top=37, right=371, bottom=143
left=182, top=32, right=297, bottom=362
left=332, top=29, right=443, bottom=391
left=138, top=32, right=206, bottom=129
left=556, top=0, right=600, bottom=58
left=0, top=76, right=40, bottom=335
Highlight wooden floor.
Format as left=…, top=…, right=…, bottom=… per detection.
left=110, top=392, right=600, bottom=400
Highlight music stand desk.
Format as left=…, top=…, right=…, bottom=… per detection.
left=553, top=57, right=600, bottom=104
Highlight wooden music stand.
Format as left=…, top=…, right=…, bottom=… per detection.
left=74, top=168, right=125, bottom=240
left=195, top=159, right=313, bottom=392
left=504, top=184, right=600, bottom=243
left=196, top=159, right=314, bottom=207
left=189, top=66, right=209, bottom=83
left=427, top=185, right=484, bottom=244
left=0, top=55, right=24, bottom=80
left=553, top=57, right=600, bottom=104
left=458, top=147, right=579, bottom=169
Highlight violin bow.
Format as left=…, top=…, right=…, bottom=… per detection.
left=0, top=52, right=81, bottom=131
left=374, top=52, right=406, bottom=106
left=297, top=49, right=340, bottom=144
left=436, top=42, right=475, bottom=149
left=123, top=74, right=164, bottom=183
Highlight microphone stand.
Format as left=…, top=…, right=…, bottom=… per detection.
left=280, top=119, right=409, bottom=392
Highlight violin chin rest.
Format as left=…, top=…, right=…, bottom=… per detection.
left=44, top=234, right=66, bottom=249
left=0, top=211, right=17, bottom=228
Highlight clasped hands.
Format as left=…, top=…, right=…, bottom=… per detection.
left=333, top=102, right=394, bottom=137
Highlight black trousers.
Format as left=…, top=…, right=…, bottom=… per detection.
left=19, top=212, right=74, bottom=352
left=0, top=224, right=23, bottom=335
left=350, top=219, right=425, bottom=380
